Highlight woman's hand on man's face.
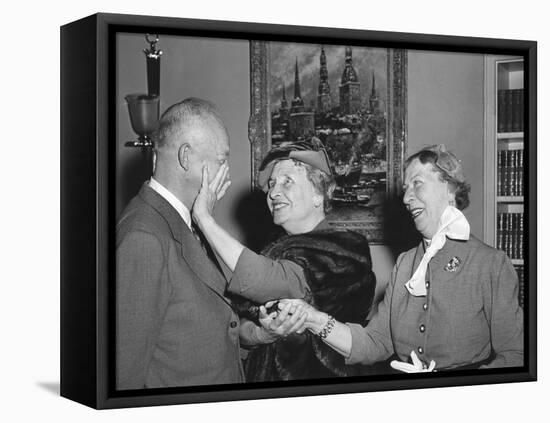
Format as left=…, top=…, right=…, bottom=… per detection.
left=192, top=162, right=230, bottom=223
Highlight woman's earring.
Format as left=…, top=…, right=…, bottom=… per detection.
left=314, top=198, right=322, bottom=208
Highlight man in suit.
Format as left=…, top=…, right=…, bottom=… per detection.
left=116, top=98, right=306, bottom=389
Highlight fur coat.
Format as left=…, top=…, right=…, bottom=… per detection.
left=235, top=227, right=376, bottom=382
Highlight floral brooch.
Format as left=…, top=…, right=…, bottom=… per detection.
left=444, top=256, right=461, bottom=272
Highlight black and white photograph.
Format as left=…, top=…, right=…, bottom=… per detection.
left=5, top=0, right=548, bottom=422
left=114, top=30, right=528, bottom=394
left=62, top=15, right=536, bottom=407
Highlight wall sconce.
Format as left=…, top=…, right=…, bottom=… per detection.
left=124, top=94, right=160, bottom=147
left=125, top=34, right=162, bottom=148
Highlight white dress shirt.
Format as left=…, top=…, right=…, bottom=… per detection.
left=148, top=177, right=192, bottom=231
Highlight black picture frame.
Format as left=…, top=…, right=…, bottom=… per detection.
left=61, top=12, right=537, bottom=409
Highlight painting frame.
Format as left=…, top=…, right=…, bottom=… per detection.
left=60, top=12, right=537, bottom=409
left=249, top=41, right=407, bottom=243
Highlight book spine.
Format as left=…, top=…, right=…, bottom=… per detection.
left=511, top=213, right=519, bottom=259
left=498, top=90, right=506, bottom=133
left=516, top=150, right=520, bottom=197
left=505, top=90, right=513, bottom=132
left=501, top=213, right=508, bottom=254
left=497, top=213, right=504, bottom=250
left=519, top=89, right=524, bottom=132
left=519, top=213, right=524, bottom=260
left=515, top=264, right=524, bottom=308
left=512, top=151, right=516, bottom=197
left=518, top=149, right=524, bottom=197
left=497, top=150, right=503, bottom=196
left=503, top=150, right=510, bottom=197
left=512, top=89, right=522, bottom=132
left=506, top=212, right=513, bottom=258
left=506, top=150, right=514, bottom=196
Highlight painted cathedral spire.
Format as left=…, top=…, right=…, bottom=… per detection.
left=281, top=81, right=288, bottom=109
left=368, top=70, right=380, bottom=113
left=339, top=46, right=361, bottom=115
left=341, top=46, right=359, bottom=84
left=291, top=57, right=305, bottom=113
left=318, top=46, right=332, bottom=112
left=294, top=57, right=302, bottom=99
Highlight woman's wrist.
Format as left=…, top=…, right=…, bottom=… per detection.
left=308, top=311, right=330, bottom=335
left=193, top=212, right=215, bottom=231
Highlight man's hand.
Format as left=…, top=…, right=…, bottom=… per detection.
left=390, top=351, right=436, bottom=373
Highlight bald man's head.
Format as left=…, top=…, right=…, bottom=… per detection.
left=155, top=97, right=226, bottom=149
left=152, top=98, right=230, bottom=207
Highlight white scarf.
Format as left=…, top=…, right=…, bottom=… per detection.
left=405, top=206, right=470, bottom=297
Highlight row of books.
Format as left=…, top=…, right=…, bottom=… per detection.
left=514, top=264, right=524, bottom=309
left=497, top=149, right=524, bottom=197
left=498, top=89, right=524, bottom=133
left=497, top=212, right=524, bottom=260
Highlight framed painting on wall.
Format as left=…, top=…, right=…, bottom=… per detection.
left=250, top=41, right=407, bottom=242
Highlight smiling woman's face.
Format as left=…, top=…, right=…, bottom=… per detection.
left=266, top=159, right=324, bottom=235
left=403, top=159, right=455, bottom=240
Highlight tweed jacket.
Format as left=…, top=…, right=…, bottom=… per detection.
left=346, top=235, right=524, bottom=370
left=116, top=183, right=246, bottom=389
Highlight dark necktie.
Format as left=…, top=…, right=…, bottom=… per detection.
left=191, top=222, right=224, bottom=275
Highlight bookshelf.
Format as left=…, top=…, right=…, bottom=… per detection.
left=484, top=56, right=524, bottom=307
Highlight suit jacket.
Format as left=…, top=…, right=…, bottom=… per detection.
left=346, top=235, right=524, bottom=370
left=116, top=184, right=243, bottom=389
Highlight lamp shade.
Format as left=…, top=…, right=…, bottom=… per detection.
left=125, top=94, right=160, bottom=137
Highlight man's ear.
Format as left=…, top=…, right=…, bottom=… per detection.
left=178, top=143, right=191, bottom=171
left=152, top=150, right=157, bottom=174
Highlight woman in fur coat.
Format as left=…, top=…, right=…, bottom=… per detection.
left=192, top=138, right=376, bottom=382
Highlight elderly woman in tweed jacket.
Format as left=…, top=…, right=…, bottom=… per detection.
left=279, top=145, right=523, bottom=372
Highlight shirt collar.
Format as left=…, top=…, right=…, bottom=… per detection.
left=148, top=177, right=192, bottom=230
